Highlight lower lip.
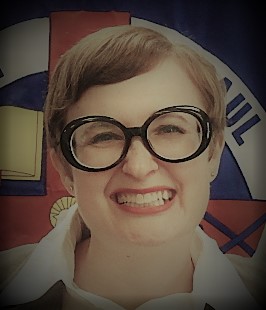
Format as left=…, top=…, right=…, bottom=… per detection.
left=117, top=199, right=173, bottom=215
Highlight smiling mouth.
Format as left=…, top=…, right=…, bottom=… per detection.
left=112, top=189, right=175, bottom=208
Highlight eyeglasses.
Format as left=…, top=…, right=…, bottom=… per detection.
left=60, top=105, right=212, bottom=172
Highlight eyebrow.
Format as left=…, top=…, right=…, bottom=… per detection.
left=153, top=113, right=191, bottom=124
left=83, top=121, right=117, bottom=130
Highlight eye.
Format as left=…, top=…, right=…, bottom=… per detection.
left=91, top=132, right=124, bottom=144
left=155, top=124, right=185, bottom=135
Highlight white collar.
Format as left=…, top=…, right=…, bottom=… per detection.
left=0, top=204, right=258, bottom=309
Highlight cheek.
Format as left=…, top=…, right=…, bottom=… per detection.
left=183, top=160, right=210, bottom=198
left=170, top=154, right=211, bottom=185
left=71, top=170, right=109, bottom=225
left=72, top=167, right=112, bottom=195
left=73, top=171, right=98, bottom=198
left=170, top=157, right=211, bottom=222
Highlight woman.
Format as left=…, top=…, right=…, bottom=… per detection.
left=0, top=25, right=263, bottom=309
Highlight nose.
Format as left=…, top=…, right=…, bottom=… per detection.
left=122, top=138, right=159, bottom=179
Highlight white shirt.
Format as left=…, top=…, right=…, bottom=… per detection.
left=0, top=204, right=260, bottom=309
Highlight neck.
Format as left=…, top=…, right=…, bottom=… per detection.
left=74, top=232, right=199, bottom=309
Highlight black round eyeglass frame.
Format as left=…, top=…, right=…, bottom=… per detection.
left=60, top=105, right=212, bottom=172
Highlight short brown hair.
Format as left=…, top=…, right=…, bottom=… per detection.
left=44, top=25, right=226, bottom=161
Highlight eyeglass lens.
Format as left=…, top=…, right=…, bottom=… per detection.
left=70, top=111, right=202, bottom=169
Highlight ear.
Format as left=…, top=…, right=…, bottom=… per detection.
left=208, top=137, right=225, bottom=182
left=50, top=149, right=75, bottom=196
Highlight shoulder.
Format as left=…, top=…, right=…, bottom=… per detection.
left=0, top=244, right=37, bottom=291
left=227, top=226, right=266, bottom=308
left=226, top=253, right=266, bottom=308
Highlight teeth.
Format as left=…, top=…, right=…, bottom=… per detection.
left=143, top=193, right=152, bottom=203
left=136, top=194, right=144, bottom=204
left=116, top=190, right=173, bottom=207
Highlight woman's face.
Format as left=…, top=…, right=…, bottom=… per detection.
left=63, top=58, right=222, bottom=246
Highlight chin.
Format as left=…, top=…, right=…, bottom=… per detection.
left=121, top=225, right=191, bottom=247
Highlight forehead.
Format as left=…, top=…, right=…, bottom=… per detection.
left=67, top=58, right=205, bottom=126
